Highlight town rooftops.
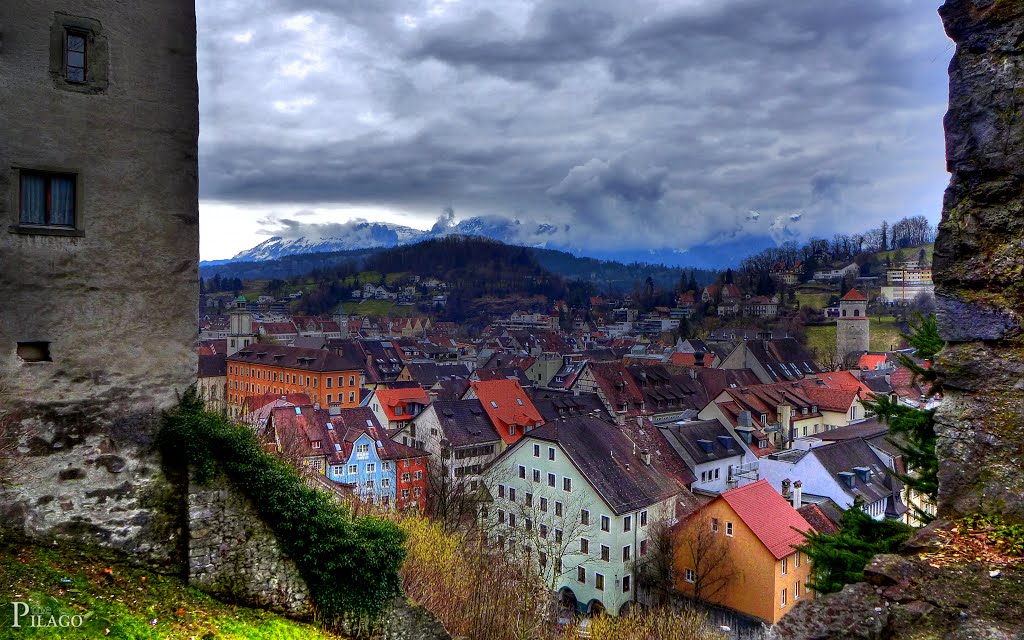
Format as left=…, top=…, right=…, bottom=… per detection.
left=526, top=416, right=681, bottom=515
left=470, top=379, right=544, bottom=444
left=228, top=344, right=362, bottom=372
left=371, top=387, right=431, bottom=422
left=658, top=419, right=745, bottom=468
left=719, top=479, right=814, bottom=559
left=529, top=388, right=613, bottom=423
left=430, top=399, right=502, bottom=448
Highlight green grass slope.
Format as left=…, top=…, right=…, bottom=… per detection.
left=0, top=542, right=345, bottom=640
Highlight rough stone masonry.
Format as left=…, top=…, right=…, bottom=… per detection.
left=0, top=1, right=199, bottom=568
left=932, top=0, right=1024, bottom=520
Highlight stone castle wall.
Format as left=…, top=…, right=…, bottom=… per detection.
left=0, top=1, right=199, bottom=565
left=188, top=476, right=313, bottom=617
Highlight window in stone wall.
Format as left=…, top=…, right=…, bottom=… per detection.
left=17, top=171, right=77, bottom=228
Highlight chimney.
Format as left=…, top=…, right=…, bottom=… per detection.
left=695, top=351, right=706, bottom=367
left=636, top=416, right=644, bottom=428
left=738, top=411, right=752, bottom=428
left=640, top=450, right=651, bottom=466
left=314, top=402, right=321, bottom=411
left=689, top=367, right=697, bottom=380
left=781, top=478, right=791, bottom=498
left=328, top=405, right=341, bottom=416
left=792, top=480, right=802, bottom=508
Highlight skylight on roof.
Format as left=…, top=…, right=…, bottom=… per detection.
left=334, top=444, right=341, bottom=452
left=366, top=420, right=373, bottom=427
left=516, top=398, right=523, bottom=406
left=491, top=401, right=498, bottom=409
left=295, top=407, right=301, bottom=415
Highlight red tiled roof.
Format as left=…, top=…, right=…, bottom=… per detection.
left=799, top=385, right=859, bottom=413
left=371, top=387, right=431, bottom=423
left=841, top=288, right=867, bottom=302
left=803, top=370, right=872, bottom=397
left=669, top=352, right=697, bottom=366
left=858, top=354, right=889, bottom=371
left=797, top=504, right=840, bottom=536
left=470, top=379, right=544, bottom=445
left=243, top=392, right=312, bottom=414
left=719, top=479, right=815, bottom=559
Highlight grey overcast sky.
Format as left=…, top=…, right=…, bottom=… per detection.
left=197, top=0, right=954, bottom=261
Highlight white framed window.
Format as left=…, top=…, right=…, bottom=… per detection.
left=624, top=515, right=632, bottom=532
left=348, top=464, right=357, bottom=475
left=781, top=556, right=788, bottom=575
left=726, top=522, right=734, bottom=537
left=780, top=588, right=787, bottom=608
left=685, top=568, right=696, bottom=583
left=533, top=444, right=540, bottom=457
left=711, top=518, right=719, bottom=533
left=563, top=477, right=572, bottom=492
left=366, top=463, right=376, bottom=474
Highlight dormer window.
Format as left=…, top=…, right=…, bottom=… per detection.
left=812, top=405, right=818, bottom=413
left=311, top=440, right=322, bottom=449
left=761, top=414, right=768, bottom=424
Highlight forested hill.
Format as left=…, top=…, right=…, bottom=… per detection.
left=295, top=237, right=589, bottom=325
left=200, top=237, right=714, bottom=293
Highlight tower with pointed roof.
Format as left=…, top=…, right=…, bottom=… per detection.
left=836, top=288, right=869, bottom=365
left=228, top=295, right=256, bottom=355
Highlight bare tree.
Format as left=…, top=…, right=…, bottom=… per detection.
left=633, top=519, right=677, bottom=607
left=425, top=454, right=484, bottom=534
left=500, top=482, right=598, bottom=592
left=675, top=513, right=739, bottom=605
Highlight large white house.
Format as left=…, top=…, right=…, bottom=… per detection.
left=482, top=416, right=683, bottom=616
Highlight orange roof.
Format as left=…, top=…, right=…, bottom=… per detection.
left=801, top=370, right=872, bottom=397
left=372, top=387, right=431, bottom=422
left=840, top=288, right=867, bottom=302
left=719, top=479, right=814, bottom=559
left=470, top=379, right=544, bottom=446
left=857, top=354, right=889, bottom=371
left=670, top=352, right=698, bottom=366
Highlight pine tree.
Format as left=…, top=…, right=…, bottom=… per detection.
left=797, top=501, right=913, bottom=594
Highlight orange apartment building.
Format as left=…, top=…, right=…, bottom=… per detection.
left=227, top=344, right=363, bottom=418
left=675, top=479, right=815, bottom=624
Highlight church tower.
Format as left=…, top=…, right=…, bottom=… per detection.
left=836, top=288, right=870, bottom=364
left=228, top=296, right=257, bottom=355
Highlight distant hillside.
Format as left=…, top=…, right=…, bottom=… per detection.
left=201, top=238, right=715, bottom=294
left=294, top=237, right=585, bottom=329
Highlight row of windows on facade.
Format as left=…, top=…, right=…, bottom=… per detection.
left=485, top=536, right=635, bottom=596
left=496, top=484, right=649, bottom=532
left=230, top=367, right=357, bottom=388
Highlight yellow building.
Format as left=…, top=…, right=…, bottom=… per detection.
left=675, top=479, right=815, bottom=624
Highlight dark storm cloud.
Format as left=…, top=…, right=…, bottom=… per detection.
left=197, top=0, right=952, bottom=253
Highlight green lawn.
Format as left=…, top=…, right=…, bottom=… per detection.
left=873, top=243, right=934, bottom=266
left=805, top=316, right=908, bottom=355
left=0, top=542, right=345, bottom=640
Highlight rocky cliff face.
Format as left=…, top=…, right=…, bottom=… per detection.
left=776, top=2, right=1024, bottom=636
left=932, top=0, right=1024, bottom=520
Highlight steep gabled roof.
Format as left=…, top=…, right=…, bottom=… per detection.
left=658, top=419, right=745, bottom=470
left=841, top=288, right=868, bottom=302
left=526, top=417, right=681, bottom=515
left=371, top=387, right=431, bottom=422
left=428, top=400, right=502, bottom=447
left=530, top=388, right=614, bottom=423
left=719, top=479, right=814, bottom=559
left=470, top=379, right=544, bottom=445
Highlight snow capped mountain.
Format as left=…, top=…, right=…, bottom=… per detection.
left=230, top=221, right=426, bottom=262
left=219, top=215, right=761, bottom=269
